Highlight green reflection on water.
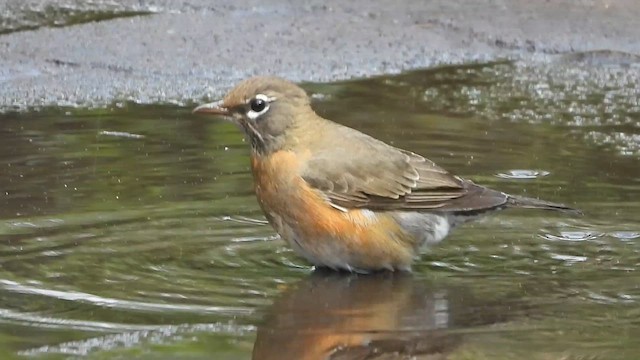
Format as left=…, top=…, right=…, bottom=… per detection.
left=0, top=62, right=639, bottom=359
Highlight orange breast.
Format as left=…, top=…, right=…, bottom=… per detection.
left=251, top=151, right=415, bottom=270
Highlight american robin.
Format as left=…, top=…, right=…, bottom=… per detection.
left=193, top=76, right=579, bottom=272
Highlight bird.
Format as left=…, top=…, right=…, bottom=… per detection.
left=193, top=76, right=580, bottom=272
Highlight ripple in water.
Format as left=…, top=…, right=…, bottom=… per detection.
left=539, top=230, right=604, bottom=242
left=610, top=231, right=640, bottom=241
left=495, top=169, right=551, bottom=179
left=19, top=322, right=255, bottom=357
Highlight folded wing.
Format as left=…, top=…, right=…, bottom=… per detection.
left=300, top=127, right=508, bottom=213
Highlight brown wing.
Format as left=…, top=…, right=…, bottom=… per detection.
left=300, top=127, right=508, bottom=213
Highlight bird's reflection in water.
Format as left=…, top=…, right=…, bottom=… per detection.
left=253, top=270, right=521, bottom=360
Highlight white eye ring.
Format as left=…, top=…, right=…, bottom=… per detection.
left=247, top=94, right=275, bottom=120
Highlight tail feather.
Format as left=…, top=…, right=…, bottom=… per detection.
left=507, top=195, right=582, bottom=215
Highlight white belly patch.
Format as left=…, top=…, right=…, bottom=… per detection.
left=392, top=212, right=451, bottom=246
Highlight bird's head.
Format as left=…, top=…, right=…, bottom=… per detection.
left=193, top=76, right=313, bottom=155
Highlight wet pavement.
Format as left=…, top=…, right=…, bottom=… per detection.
left=2, top=0, right=640, bottom=110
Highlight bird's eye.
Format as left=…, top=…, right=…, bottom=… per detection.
left=250, top=98, right=266, bottom=112
left=246, top=94, right=273, bottom=120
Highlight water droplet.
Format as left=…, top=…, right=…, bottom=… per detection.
left=495, top=169, right=550, bottom=179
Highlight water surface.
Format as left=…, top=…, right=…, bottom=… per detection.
left=0, top=61, right=639, bottom=359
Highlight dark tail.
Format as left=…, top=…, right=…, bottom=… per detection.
left=507, top=195, right=582, bottom=215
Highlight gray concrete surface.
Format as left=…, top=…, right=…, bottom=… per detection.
left=1, top=0, right=640, bottom=110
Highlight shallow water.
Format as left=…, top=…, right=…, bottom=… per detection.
left=0, top=61, right=639, bottom=359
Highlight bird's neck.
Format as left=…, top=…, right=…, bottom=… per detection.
left=249, top=135, right=283, bottom=157
left=250, top=109, right=327, bottom=157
